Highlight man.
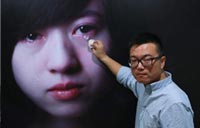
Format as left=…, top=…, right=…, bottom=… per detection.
left=90, top=33, right=194, bottom=128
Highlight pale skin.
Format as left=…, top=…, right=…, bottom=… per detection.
left=91, top=40, right=167, bottom=85
left=12, top=0, right=114, bottom=121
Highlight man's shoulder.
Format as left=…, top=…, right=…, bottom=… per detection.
left=159, top=82, right=192, bottom=110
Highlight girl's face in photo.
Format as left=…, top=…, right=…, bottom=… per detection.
left=12, top=0, right=112, bottom=117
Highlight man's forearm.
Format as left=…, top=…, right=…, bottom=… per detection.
left=100, top=55, right=122, bottom=76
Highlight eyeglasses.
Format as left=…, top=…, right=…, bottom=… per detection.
left=129, top=55, right=162, bottom=68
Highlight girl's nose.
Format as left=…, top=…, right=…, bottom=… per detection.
left=46, top=30, right=82, bottom=74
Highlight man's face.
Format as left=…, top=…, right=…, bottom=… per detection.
left=129, top=42, right=166, bottom=85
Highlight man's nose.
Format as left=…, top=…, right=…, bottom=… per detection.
left=46, top=30, right=81, bottom=74
left=137, top=61, right=145, bottom=69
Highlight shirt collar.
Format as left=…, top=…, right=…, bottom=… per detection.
left=144, top=71, right=173, bottom=94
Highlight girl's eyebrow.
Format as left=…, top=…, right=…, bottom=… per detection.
left=78, top=10, right=103, bottom=18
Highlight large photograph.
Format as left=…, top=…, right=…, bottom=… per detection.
left=2, top=0, right=199, bottom=128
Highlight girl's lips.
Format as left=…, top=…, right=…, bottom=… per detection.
left=48, top=82, right=83, bottom=100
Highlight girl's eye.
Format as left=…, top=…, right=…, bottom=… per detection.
left=25, top=33, right=42, bottom=42
left=74, top=25, right=98, bottom=36
left=79, top=25, right=95, bottom=33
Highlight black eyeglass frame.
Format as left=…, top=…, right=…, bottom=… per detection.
left=128, top=54, right=163, bottom=68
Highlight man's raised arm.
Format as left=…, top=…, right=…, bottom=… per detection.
left=91, top=40, right=122, bottom=76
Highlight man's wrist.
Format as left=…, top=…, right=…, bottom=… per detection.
left=100, top=55, right=109, bottom=62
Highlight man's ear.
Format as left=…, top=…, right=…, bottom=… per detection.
left=160, top=56, right=166, bottom=69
